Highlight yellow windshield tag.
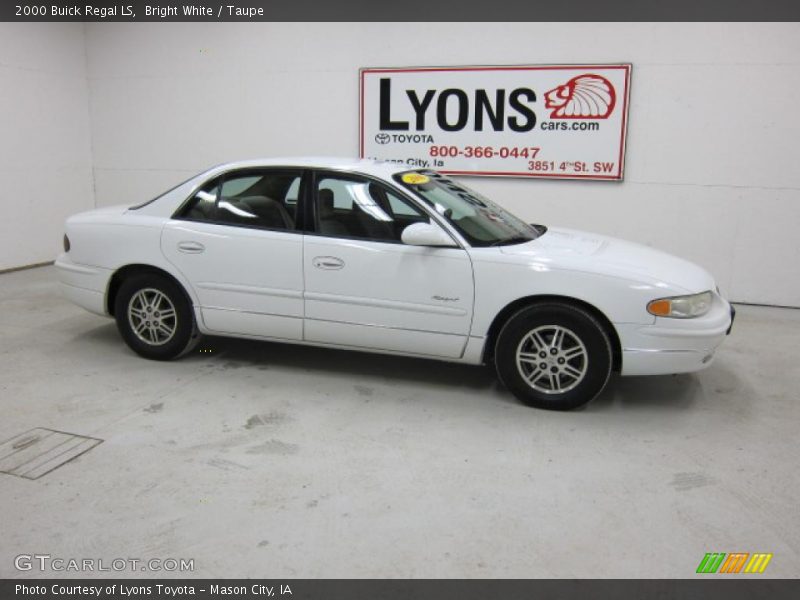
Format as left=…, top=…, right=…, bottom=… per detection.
left=401, top=173, right=430, bottom=185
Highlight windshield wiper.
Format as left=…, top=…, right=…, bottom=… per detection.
left=490, top=236, right=532, bottom=247
left=530, top=223, right=548, bottom=235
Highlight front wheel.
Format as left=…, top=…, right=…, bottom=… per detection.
left=114, top=273, right=197, bottom=360
left=495, top=303, right=613, bottom=410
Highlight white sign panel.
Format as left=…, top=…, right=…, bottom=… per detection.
left=360, top=65, right=631, bottom=180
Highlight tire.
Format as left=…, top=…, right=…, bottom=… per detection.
left=114, top=272, right=197, bottom=360
left=494, top=302, right=613, bottom=410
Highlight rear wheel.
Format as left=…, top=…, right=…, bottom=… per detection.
left=114, top=273, right=197, bottom=360
left=495, top=302, right=613, bottom=410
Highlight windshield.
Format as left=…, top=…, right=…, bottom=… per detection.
left=394, top=171, right=542, bottom=247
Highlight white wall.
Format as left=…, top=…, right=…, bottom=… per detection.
left=80, top=23, right=800, bottom=306
left=0, top=23, right=94, bottom=271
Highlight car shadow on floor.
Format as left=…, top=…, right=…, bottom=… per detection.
left=587, top=373, right=701, bottom=412
left=74, top=322, right=502, bottom=397
left=73, top=322, right=743, bottom=414
left=191, top=333, right=502, bottom=395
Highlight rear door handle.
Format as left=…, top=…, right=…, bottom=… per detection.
left=312, top=256, right=344, bottom=270
left=177, top=241, right=205, bottom=254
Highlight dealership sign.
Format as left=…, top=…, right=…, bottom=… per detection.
left=360, top=65, right=631, bottom=180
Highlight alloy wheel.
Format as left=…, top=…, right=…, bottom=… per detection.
left=515, top=325, right=589, bottom=394
left=127, top=287, right=178, bottom=346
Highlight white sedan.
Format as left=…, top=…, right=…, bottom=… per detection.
left=56, top=158, right=734, bottom=410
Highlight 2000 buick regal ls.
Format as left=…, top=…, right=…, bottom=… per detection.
left=56, top=158, right=734, bottom=410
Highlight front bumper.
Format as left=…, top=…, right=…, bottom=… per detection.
left=727, top=304, right=736, bottom=335
left=618, top=294, right=733, bottom=376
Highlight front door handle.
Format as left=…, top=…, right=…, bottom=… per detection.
left=312, top=256, right=344, bottom=270
left=177, top=241, right=205, bottom=254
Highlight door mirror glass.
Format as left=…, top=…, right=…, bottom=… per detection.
left=401, top=222, right=457, bottom=247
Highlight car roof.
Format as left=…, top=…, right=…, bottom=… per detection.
left=210, top=157, right=413, bottom=179
left=128, top=157, right=418, bottom=216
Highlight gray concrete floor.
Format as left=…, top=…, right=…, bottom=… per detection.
left=0, top=265, right=798, bottom=578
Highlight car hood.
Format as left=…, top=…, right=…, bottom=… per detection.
left=499, top=227, right=715, bottom=294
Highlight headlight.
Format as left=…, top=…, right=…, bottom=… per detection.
left=63, top=234, right=70, bottom=252
left=647, top=291, right=713, bottom=319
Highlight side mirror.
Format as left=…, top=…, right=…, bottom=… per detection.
left=401, top=222, right=457, bottom=248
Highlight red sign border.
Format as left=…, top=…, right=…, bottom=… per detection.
left=359, top=64, right=632, bottom=181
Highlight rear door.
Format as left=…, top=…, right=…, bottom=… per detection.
left=302, top=171, right=474, bottom=358
left=161, top=168, right=307, bottom=340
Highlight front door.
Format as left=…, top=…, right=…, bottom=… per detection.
left=302, top=172, right=474, bottom=358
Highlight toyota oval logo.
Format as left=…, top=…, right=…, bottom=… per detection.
left=374, top=133, right=390, bottom=144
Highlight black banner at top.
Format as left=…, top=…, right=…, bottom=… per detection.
left=2, top=0, right=800, bottom=22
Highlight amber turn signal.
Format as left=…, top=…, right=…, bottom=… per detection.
left=647, top=299, right=672, bottom=316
